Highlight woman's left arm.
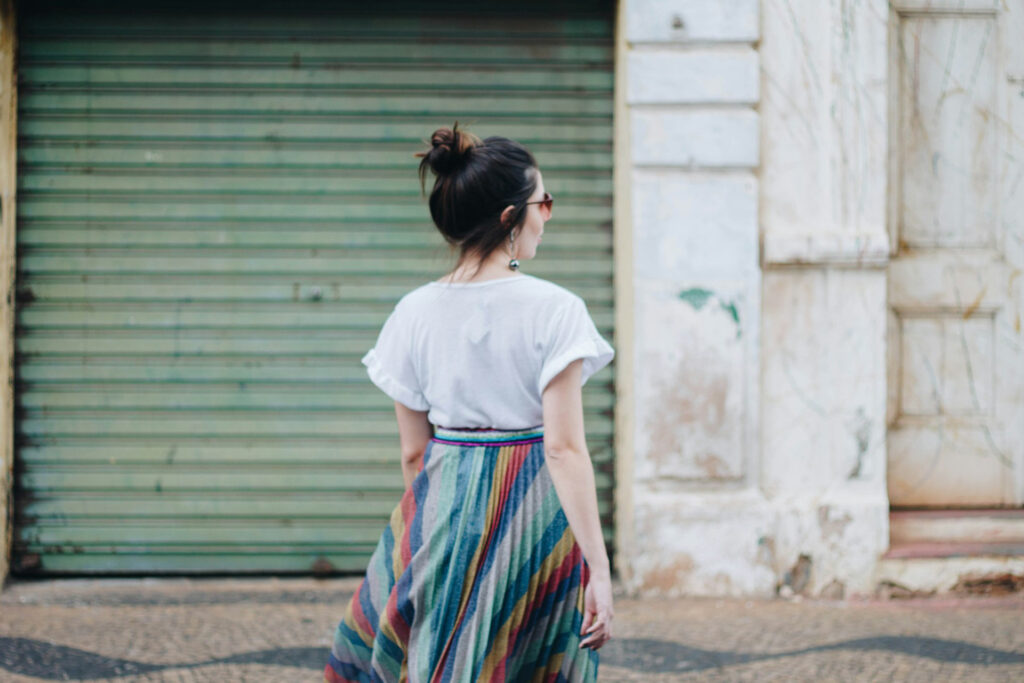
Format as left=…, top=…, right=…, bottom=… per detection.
left=394, top=402, right=433, bottom=489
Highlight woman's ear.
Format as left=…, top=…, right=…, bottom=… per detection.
left=500, top=204, right=515, bottom=228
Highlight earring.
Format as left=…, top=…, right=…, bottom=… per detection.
left=508, top=229, right=519, bottom=270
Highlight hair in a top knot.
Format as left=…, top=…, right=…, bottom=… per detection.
left=414, top=121, right=539, bottom=281
left=418, top=122, right=481, bottom=177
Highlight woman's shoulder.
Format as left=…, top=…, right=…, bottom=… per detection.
left=405, top=273, right=578, bottom=299
left=516, top=274, right=578, bottom=298
left=486, top=274, right=584, bottom=309
left=516, top=276, right=588, bottom=315
left=393, top=274, right=583, bottom=322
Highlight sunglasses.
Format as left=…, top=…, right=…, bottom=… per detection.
left=524, top=191, right=554, bottom=212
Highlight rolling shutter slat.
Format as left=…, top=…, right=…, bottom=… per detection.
left=14, top=0, right=615, bottom=575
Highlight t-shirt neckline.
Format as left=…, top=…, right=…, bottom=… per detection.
left=427, top=274, right=531, bottom=288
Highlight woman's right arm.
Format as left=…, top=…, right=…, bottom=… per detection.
left=541, top=358, right=614, bottom=650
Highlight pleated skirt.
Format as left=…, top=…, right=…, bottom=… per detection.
left=323, top=425, right=600, bottom=683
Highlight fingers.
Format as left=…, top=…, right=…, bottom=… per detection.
left=578, top=614, right=613, bottom=650
left=580, top=609, right=594, bottom=635
left=581, top=610, right=611, bottom=634
left=578, top=629, right=609, bottom=650
left=579, top=612, right=601, bottom=640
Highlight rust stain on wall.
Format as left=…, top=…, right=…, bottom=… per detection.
left=643, top=555, right=696, bottom=592
left=695, top=453, right=730, bottom=478
left=643, top=357, right=732, bottom=477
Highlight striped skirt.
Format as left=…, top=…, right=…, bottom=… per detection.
left=323, top=425, right=600, bottom=682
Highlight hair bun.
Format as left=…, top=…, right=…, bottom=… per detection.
left=419, top=122, right=481, bottom=176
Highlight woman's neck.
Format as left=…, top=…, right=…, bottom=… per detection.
left=440, top=251, right=521, bottom=284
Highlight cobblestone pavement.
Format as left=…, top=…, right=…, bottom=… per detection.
left=0, top=576, right=1022, bottom=682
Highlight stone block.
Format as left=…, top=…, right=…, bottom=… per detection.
left=626, top=0, right=759, bottom=43
left=627, top=50, right=759, bottom=104
left=632, top=109, right=758, bottom=168
left=632, top=170, right=757, bottom=280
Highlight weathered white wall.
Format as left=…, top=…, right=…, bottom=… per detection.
left=757, top=0, right=891, bottom=598
left=621, top=0, right=768, bottom=595
left=620, top=0, right=891, bottom=597
left=760, top=271, right=889, bottom=598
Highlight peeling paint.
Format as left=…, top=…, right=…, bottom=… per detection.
left=780, top=554, right=813, bottom=595
left=818, top=505, right=853, bottom=540
left=876, top=581, right=936, bottom=600
left=643, top=555, right=696, bottom=592
left=952, top=572, right=1024, bottom=596
left=819, top=579, right=846, bottom=600
left=678, top=288, right=742, bottom=338
left=678, top=287, right=714, bottom=309
left=719, top=299, right=741, bottom=338
left=643, top=349, right=736, bottom=479
left=756, top=535, right=777, bottom=571
left=848, top=406, right=871, bottom=478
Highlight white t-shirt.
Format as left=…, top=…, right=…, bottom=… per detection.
left=361, top=273, right=615, bottom=430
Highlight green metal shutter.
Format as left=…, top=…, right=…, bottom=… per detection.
left=13, top=1, right=615, bottom=574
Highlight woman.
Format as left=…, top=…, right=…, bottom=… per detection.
left=324, top=123, right=615, bottom=682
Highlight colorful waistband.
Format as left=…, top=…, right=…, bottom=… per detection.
left=431, top=425, right=544, bottom=446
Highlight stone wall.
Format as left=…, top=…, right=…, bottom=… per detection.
left=619, top=0, right=891, bottom=597
left=620, top=0, right=769, bottom=595
left=759, top=0, right=890, bottom=598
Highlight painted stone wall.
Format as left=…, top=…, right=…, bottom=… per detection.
left=759, top=0, right=890, bottom=598
left=620, top=0, right=890, bottom=597
left=621, top=0, right=769, bottom=595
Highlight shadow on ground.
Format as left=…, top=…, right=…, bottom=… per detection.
left=1, top=635, right=1022, bottom=679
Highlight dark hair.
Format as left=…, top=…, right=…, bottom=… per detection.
left=415, top=122, right=538, bottom=281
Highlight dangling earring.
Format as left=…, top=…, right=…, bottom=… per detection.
left=508, top=229, right=519, bottom=270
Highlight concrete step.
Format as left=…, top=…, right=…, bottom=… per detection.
left=886, top=509, right=1024, bottom=559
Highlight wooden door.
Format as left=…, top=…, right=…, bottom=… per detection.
left=887, top=0, right=1024, bottom=507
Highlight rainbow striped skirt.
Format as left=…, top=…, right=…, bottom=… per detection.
left=323, top=425, right=599, bottom=682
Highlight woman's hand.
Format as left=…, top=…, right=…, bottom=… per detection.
left=579, top=570, right=613, bottom=650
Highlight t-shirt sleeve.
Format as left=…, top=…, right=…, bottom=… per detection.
left=537, top=294, right=615, bottom=396
left=360, top=301, right=430, bottom=411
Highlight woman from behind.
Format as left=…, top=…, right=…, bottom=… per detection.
left=324, top=122, right=614, bottom=682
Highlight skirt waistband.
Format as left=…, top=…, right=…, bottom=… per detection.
left=431, top=425, right=544, bottom=446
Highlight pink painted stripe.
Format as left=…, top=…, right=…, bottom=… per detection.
left=884, top=541, right=1024, bottom=559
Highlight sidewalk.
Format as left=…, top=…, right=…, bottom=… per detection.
left=1, top=576, right=1022, bottom=682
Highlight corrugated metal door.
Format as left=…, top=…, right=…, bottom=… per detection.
left=13, top=1, right=615, bottom=573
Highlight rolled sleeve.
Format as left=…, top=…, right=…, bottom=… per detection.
left=361, top=304, right=429, bottom=412
left=537, top=295, right=615, bottom=396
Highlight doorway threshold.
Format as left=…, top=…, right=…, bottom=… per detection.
left=885, top=509, right=1024, bottom=559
